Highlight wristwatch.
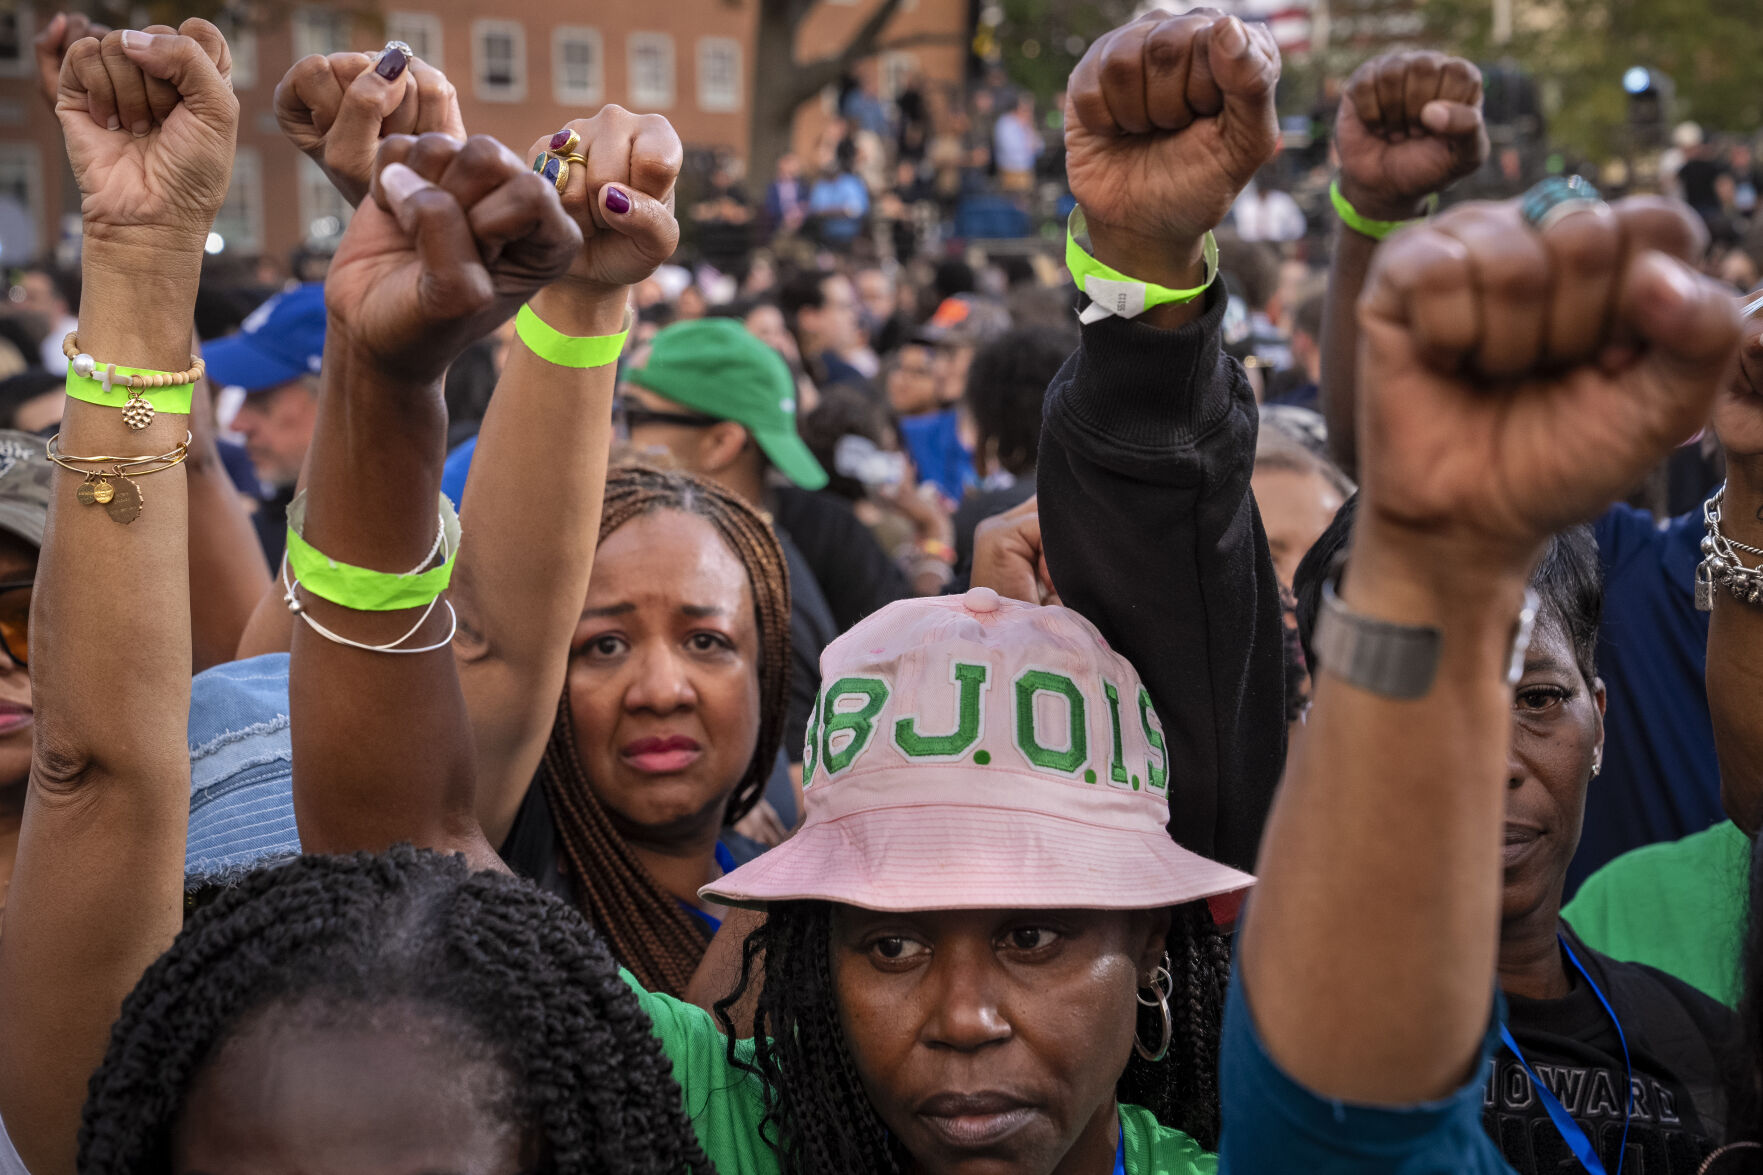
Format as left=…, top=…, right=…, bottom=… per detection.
left=1313, top=577, right=1539, bottom=700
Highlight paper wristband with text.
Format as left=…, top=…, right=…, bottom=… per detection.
left=285, top=492, right=462, bottom=612
left=64, top=365, right=196, bottom=416
left=1065, top=208, right=1220, bottom=324
left=515, top=303, right=632, bottom=369
left=1329, top=179, right=1439, bottom=241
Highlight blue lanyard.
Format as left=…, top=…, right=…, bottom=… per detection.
left=1114, top=1107, right=1126, bottom=1175
left=679, top=842, right=740, bottom=936
left=1498, top=934, right=1632, bottom=1175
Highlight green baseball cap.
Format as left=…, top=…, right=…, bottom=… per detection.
left=627, top=319, right=828, bottom=490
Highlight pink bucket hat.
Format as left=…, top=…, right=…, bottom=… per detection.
left=704, top=587, right=1254, bottom=912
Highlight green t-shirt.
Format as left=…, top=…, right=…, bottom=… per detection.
left=1562, top=820, right=1750, bottom=1007
left=626, top=971, right=1217, bottom=1174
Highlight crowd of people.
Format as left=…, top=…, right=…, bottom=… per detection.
left=0, top=7, right=1761, bottom=1175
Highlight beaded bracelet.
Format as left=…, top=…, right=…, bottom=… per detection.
left=62, top=332, right=204, bottom=430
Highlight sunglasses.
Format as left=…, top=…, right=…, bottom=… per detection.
left=612, top=399, right=722, bottom=438
left=0, top=579, right=30, bottom=667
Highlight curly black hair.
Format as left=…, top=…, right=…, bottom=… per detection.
left=714, top=899, right=1230, bottom=1173
left=79, top=845, right=715, bottom=1175
left=963, top=326, right=1078, bottom=480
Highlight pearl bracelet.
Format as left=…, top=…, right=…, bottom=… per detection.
left=61, top=332, right=205, bottom=430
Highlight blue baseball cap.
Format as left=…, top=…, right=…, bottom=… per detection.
left=186, top=654, right=301, bottom=887
left=203, top=283, right=327, bottom=394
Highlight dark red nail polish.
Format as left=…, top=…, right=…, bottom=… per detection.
left=376, top=45, right=409, bottom=81
left=605, top=186, right=631, bottom=214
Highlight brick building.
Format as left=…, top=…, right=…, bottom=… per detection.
left=0, top=0, right=967, bottom=266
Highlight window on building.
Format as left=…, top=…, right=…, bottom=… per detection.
left=696, top=38, right=741, bottom=112
left=0, top=10, right=34, bottom=78
left=292, top=9, right=351, bottom=61
left=387, top=12, right=443, bottom=70
left=473, top=20, right=526, bottom=101
left=211, top=149, right=263, bottom=255
left=298, top=157, right=353, bottom=249
left=881, top=51, right=919, bottom=101
left=0, top=145, right=44, bottom=264
left=552, top=27, right=603, bottom=105
left=627, top=33, right=674, bottom=110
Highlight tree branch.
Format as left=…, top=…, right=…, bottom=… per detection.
left=873, top=30, right=966, bottom=52
left=800, top=0, right=911, bottom=82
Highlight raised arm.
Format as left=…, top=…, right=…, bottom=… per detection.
left=1317, top=52, right=1487, bottom=477
left=287, top=135, right=579, bottom=864
left=0, top=23, right=235, bottom=1175
left=1238, top=196, right=1736, bottom=1110
left=455, top=110, right=682, bottom=851
left=236, top=44, right=467, bottom=661
left=1037, top=11, right=1285, bottom=870
left=1707, top=291, right=1763, bottom=834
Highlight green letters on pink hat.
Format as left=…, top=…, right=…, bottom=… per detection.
left=704, top=588, right=1254, bottom=912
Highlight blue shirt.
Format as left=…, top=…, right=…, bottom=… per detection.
left=1220, top=964, right=1515, bottom=1174
left=1567, top=504, right=1721, bottom=894
left=808, top=174, right=870, bottom=243
left=441, top=435, right=478, bottom=512
left=897, top=408, right=974, bottom=502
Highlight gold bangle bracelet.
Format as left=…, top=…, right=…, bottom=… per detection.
left=45, top=432, right=192, bottom=526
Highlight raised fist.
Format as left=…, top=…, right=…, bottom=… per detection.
left=1712, top=288, right=1763, bottom=474
left=276, top=44, right=464, bottom=206
left=1337, top=51, right=1488, bottom=222
left=971, top=496, right=1061, bottom=606
left=325, top=134, right=581, bottom=383
left=1357, top=195, right=1740, bottom=565
left=1065, top=9, right=1280, bottom=256
left=56, top=21, right=238, bottom=253
left=33, top=12, right=110, bottom=112
left=524, top=106, right=683, bottom=296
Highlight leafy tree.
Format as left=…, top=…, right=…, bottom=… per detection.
left=1424, top=0, right=1763, bottom=161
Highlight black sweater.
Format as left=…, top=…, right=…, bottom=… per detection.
left=1037, top=287, right=1287, bottom=873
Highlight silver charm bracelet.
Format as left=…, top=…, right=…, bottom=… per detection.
left=1696, top=484, right=1763, bottom=611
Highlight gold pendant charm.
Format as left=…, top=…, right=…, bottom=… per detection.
left=92, top=479, right=115, bottom=505
left=122, top=394, right=154, bottom=431
left=103, top=475, right=142, bottom=524
left=76, top=477, right=98, bottom=506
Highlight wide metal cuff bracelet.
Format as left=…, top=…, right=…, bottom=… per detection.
left=1313, top=579, right=1444, bottom=700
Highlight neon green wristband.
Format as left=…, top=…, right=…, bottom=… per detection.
left=1330, top=180, right=1438, bottom=241
left=64, top=366, right=195, bottom=416
left=1065, top=209, right=1219, bottom=322
left=515, top=302, right=630, bottom=368
left=285, top=491, right=461, bottom=612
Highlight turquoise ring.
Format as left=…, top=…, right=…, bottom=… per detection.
left=1519, top=175, right=1604, bottom=233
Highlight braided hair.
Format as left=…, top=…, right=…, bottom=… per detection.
left=539, top=463, right=792, bottom=997
left=714, top=899, right=1231, bottom=1173
left=79, top=845, right=714, bottom=1175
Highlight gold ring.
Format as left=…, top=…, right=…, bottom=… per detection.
left=545, top=128, right=581, bottom=157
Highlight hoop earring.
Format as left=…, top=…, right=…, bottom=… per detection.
left=1134, top=951, right=1174, bottom=1063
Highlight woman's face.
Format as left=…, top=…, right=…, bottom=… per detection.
left=173, top=1003, right=528, bottom=1175
left=566, top=510, right=761, bottom=840
left=1502, top=611, right=1606, bottom=925
left=831, top=905, right=1169, bottom=1175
